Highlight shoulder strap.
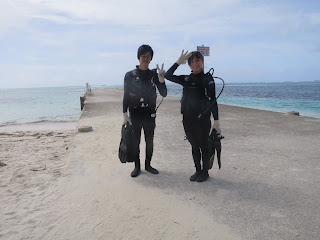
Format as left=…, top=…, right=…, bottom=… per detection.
left=149, top=69, right=155, bottom=84
left=131, top=69, right=137, bottom=75
left=133, top=69, right=154, bottom=83
left=130, top=69, right=138, bottom=80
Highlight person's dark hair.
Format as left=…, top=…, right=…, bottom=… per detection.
left=188, top=51, right=204, bottom=65
left=137, top=44, right=154, bottom=60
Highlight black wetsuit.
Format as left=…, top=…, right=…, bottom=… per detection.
left=123, top=66, right=167, bottom=168
left=164, top=63, right=219, bottom=171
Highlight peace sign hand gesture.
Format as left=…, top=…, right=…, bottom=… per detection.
left=156, top=63, right=165, bottom=83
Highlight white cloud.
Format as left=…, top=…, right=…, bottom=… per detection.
left=1, top=0, right=241, bottom=29
left=28, top=0, right=239, bottom=25
left=0, top=0, right=319, bottom=88
left=31, top=14, right=87, bottom=25
left=0, top=63, right=126, bottom=88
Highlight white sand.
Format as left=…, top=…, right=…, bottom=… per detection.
left=0, top=129, right=75, bottom=239
left=0, top=90, right=240, bottom=240
left=1, top=88, right=319, bottom=240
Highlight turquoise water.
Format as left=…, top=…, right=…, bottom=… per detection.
left=0, top=82, right=319, bottom=127
left=0, top=86, right=85, bottom=126
left=218, top=96, right=320, bottom=118
left=166, top=82, right=320, bottom=119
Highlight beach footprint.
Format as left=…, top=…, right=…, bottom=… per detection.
left=0, top=161, right=7, bottom=167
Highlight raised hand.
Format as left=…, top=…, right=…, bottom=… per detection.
left=156, top=63, right=165, bottom=83
left=176, top=50, right=192, bottom=65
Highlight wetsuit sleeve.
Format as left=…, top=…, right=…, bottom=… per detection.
left=123, top=72, right=130, bottom=113
left=207, top=76, right=219, bottom=120
left=164, top=63, right=186, bottom=85
left=153, top=69, right=167, bottom=97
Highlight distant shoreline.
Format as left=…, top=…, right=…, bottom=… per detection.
left=1, top=80, right=319, bottom=90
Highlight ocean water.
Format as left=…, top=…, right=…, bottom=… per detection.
left=166, top=81, right=320, bottom=118
left=0, top=82, right=319, bottom=128
left=0, top=86, right=86, bottom=127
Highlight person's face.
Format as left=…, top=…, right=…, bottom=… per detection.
left=139, top=52, right=152, bottom=69
left=188, top=57, right=203, bottom=74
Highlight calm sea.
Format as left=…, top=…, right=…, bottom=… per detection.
left=0, top=86, right=85, bottom=127
left=0, top=82, right=319, bottom=128
left=167, top=81, right=320, bottom=119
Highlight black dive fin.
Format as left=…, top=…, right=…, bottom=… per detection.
left=118, top=123, right=135, bottom=163
left=208, top=130, right=216, bottom=170
left=208, top=129, right=224, bottom=170
left=216, top=142, right=222, bottom=169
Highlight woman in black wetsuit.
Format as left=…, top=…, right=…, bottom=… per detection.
left=164, top=50, right=221, bottom=182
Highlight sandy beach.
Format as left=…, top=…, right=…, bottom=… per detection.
left=1, top=88, right=319, bottom=240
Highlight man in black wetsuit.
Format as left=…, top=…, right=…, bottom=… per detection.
left=123, top=44, right=167, bottom=177
left=165, top=50, right=221, bottom=182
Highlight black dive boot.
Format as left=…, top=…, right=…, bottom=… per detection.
left=145, top=160, right=159, bottom=174
left=197, top=170, right=209, bottom=182
left=131, top=160, right=141, bottom=177
left=190, top=169, right=201, bottom=181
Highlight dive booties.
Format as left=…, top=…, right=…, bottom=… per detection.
left=190, top=170, right=201, bottom=181
left=131, top=167, right=141, bottom=177
left=197, top=170, right=209, bottom=182
left=131, top=161, right=141, bottom=177
left=145, top=160, right=159, bottom=174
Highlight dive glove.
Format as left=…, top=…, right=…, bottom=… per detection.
left=212, top=120, right=221, bottom=134
left=156, top=63, right=165, bottom=83
left=123, top=112, right=132, bottom=125
left=176, top=50, right=192, bottom=65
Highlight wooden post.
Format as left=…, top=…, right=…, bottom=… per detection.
left=80, top=94, right=86, bottom=110
left=81, top=83, right=92, bottom=110
left=86, top=83, right=92, bottom=95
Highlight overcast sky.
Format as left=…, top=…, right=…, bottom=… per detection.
left=0, top=0, right=319, bottom=88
